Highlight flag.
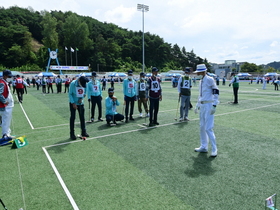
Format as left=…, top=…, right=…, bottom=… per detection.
left=65, top=46, right=68, bottom=50
left=71, top=47, right=75, bottom=52
left=76, top=48, right=79, bottom=51
left=12, top=135, right=28, bottom=149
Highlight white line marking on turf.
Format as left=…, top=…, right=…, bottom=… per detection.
left=42, top=147, right=80, bottom=210
left=137, top=124, right=147, bottom=128
left=16, top=150, right=27, bottom=210
left=41, top=102, right=280, bottom=209
left=19, top=102, right=34, bottom=129
left=44, top=102, right=280, bottom=149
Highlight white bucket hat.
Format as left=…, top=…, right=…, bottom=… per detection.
left=194, top=64, right=207, bottom=73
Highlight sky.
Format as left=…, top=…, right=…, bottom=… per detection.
left=2, top=0, right=280, bottom=65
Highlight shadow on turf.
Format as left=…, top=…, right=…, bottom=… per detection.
left=184, top=153, right=216, bottom=178
left=47, top=138, right=73, bottom=153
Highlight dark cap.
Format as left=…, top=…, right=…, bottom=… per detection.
left=152, top=67, right=158, bottom=72
left=140, top=72, right=146, bottom=77
left=3, top=70, right=13, bottom=77
left=108, top=87, right=114, bottom=93
left=92, top=71, right=97, bottom=77
left=184, top=67, right=191, bottom=73
left=127, top=69, right=133, bottom=75
left=79, top=76, right=89, bottom=88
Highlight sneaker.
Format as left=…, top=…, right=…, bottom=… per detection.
left=149, top=123, right=154, bottom=126
left=129, top=117, right=135, bottom=121
left=98, top=118, right=103, bottom=121
left=194, top=147, right=208, bottom=153
left=153, top=121, right=159, bottom=125
left=211, top=149, right=218, bottom=157
left=70, top=135, right=77, bottom=140
left=146, top=113, right=150, bottom=117
left=139, top=113, right=143, bottom=117
left=184, top=117, right=190, bottom=121
left=110, top=122, right=117, bottom=126
left=125, top=119, right=128, bottom=123
left=81, top=133, right=89, bottom=137
left=179, top=117, right=183, bottom=121
left=91, top=118, right=94, bottom=122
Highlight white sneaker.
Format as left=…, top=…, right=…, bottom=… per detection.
left=184, top=117, right=190, bottom=121
left=139, top=113, right=143, bottom=117
left=211, top=149, right=218, bottom=157
left=179, top=117, right=183, bottom=121
left=194, top=147, right=208, bottom=153
left=146, top=113, right=149, bottom=117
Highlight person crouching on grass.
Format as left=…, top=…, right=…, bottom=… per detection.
left=69, top=76, right=89, bottom=140
left=194, top=64, right=219, bottom=157
left=105, top=88, right=124, bottom=126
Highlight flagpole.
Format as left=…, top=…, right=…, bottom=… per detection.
left=70, top=47, right=72, bottom=66
left=76, top=48, right=78, bottom=66
left=65, top=47, right=68, bottom=66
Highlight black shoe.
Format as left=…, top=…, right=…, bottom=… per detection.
left=81, top=133, right=89, bottom=137
left=98, top=118, right=104, bottom=121
left=153, top=121, right=159, bottom=125
left=125, top=118, right=128, bottom=123
left=70, top=135, right=77, bottom=140
left=149, top=123, right=154, bottom=127
left=129, top=117, right=135, bottom=121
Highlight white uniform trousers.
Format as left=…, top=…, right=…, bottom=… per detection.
left=0, top=106, right=13, bottom=136
left=199, top=103, right=217, bottom=152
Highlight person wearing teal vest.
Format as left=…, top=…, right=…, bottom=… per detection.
left=123, top=69, right=137, bottom=123
left=42, top=76, right=46, bottom=93
left=87, top=71, right=103, bottom=122
left=229, top=72, right=239, bottom=104
left=69, top=76, right=89, bottom=140
left=55, top=75, right=63, bottom=93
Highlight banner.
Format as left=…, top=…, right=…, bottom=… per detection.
left=50, top=65, right=89, bottom=71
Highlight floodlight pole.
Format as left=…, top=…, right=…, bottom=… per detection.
left=137, top=4, right=149, bottom=73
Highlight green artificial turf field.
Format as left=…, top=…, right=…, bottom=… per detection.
left=0, top=80, right=280, bottom=210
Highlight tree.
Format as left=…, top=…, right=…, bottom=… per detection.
left=41, top=11, right=59, bottom=49
left=240, top=62, right=259, bottom=73
left=63, top=13, right=92, bottom=50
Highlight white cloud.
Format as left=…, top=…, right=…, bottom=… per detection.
left=104, top=5, right=136, bottom=24
left=2, top=0, right=280, bottom=64
left=270, top=41, right=279, bottom=47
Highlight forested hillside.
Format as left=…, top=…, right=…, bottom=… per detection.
left=0, top=6, right=209, bottom=72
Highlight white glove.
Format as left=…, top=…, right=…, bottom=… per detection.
left=210, top=106, right=216, bottom=115
left=194, top=103, right=200, bottom=114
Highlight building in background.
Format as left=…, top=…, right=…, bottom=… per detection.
left=210, top=60, right=246, bottom=79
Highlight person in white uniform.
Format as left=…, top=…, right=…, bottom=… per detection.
left=194, top=64, right=219, bottom=157
left=0, top=70, right=14, bottom=138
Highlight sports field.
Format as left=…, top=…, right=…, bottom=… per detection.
left=1, top=80, right=279, bottom=210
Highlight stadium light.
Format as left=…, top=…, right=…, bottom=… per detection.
left=137, top=4, right=149, bottom=73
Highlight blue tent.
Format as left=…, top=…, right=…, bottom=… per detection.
left=36, top=72, right=57, bottom=77
left=264, top=72, right=279, bottom=77
left=165, top=73, right=181, bottom=77
left=76, top=73, right=93, bottom=77
left=237, top=73, right=252, bottom=77
left=107, top=72, right=127, bottom=77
